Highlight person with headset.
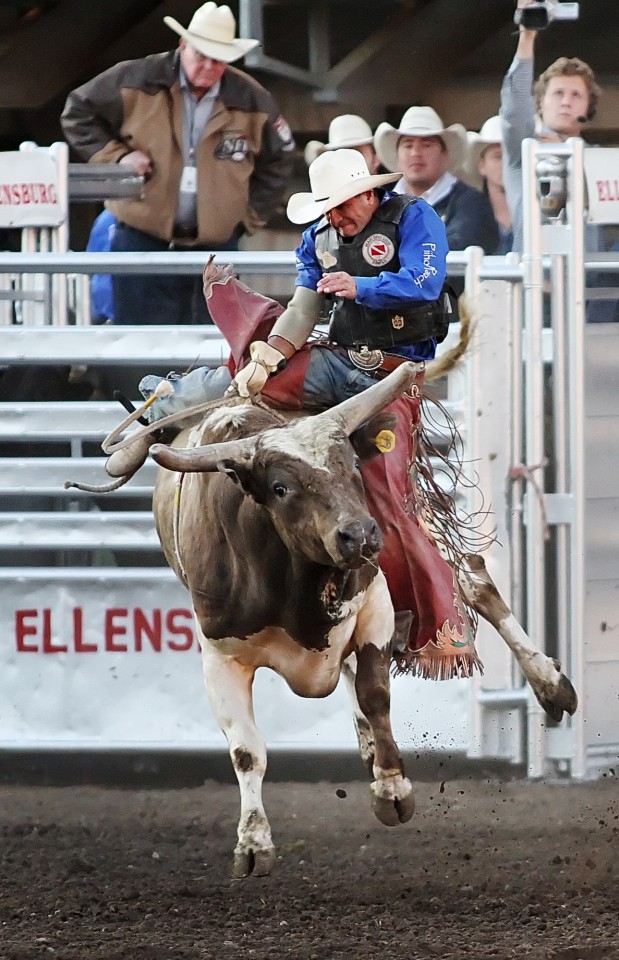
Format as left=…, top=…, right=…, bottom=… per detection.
left=500, top=0, right=602, bottom=252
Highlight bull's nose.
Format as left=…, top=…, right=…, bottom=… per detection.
left=335, top=518, right=381, bottom=561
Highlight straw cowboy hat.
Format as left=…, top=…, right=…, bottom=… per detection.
left=374, top=106, right=467, bottom=175
left=304, top=115, right=375, bottom=166
left=287, top=149, right=400, bottom=225
left=164, top=2, right=259, bottom=64
left=465, top=115, right=504, bottom=177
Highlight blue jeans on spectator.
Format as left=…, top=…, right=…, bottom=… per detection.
left=111, top=222, right=240, bottom=325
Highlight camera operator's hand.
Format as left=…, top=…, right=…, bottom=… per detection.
left=515, top=0, right=538, bottom=55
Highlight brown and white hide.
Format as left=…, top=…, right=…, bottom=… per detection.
left=151, top=365, right=419, bottom=878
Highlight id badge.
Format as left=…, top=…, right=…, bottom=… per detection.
left=180, top=166, right=197, bottom=193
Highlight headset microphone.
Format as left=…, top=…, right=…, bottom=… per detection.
left=576, top=114, right=588, bottom=123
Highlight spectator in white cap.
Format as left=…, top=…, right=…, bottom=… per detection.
left=61, top=2, right=295, bottom=325
left=375, top=106, right=499, bottom=257
left=466, top=116, right=513, bottom=255
left=304, top=114, right=380, bottom=174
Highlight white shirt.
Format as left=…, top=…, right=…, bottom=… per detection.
left=394, top=171, right=457, bottom=206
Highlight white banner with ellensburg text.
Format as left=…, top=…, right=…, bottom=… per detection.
left=0, top=151, right=63, bottom=228
left=584, top=148, right=619, bottom=224
left=0, top=574, right=468, bottom=752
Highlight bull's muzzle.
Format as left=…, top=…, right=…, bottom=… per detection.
left=335, top=517, right=382, bottom=566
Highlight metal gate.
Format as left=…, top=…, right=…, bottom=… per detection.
left=0, top=142, right=617, bottom=776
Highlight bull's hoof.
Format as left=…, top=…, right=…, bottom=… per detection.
left=371, top=777, right=415, bottom=827
left=232, top=844, right=277, bottom=879
left=536, top=669, right=578, bottom=722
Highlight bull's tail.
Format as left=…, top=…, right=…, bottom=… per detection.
left=425, top=295, right=473, bottom=383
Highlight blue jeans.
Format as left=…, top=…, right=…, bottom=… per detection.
left=140, top=346, right=381, bottom=420
left=111, top=222, right=240, bottom=325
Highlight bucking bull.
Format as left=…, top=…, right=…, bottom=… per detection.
left=68, top=286, right=577, bottom=880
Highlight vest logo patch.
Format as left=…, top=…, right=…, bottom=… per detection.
left=317, top=250, right=338, bottom=269
left=362, top=234, right=394, bottom=266
left=215, top=136, right=249, bottom=162
left=392, top=315, right=405, bottom=330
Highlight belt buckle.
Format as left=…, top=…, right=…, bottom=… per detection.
left=347, top=345, right=384, bottom=372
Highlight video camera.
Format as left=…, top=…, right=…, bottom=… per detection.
left=514, top=1, right=579, bottom=31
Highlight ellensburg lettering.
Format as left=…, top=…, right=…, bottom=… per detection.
left=0, top=182, right=58, bottom=205
left=14, top=607, right=196, bottom=654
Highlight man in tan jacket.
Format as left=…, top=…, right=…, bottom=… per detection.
left=61, top=2, right=295, bottom=325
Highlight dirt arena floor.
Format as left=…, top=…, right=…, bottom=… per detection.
left=0, top=773, right=617, bottom=960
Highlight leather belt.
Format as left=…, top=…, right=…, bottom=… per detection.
left=336, top=344, right=423, bottom=378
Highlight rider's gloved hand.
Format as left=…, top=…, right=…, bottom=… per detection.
left=227, top=341, right=287, bottom=398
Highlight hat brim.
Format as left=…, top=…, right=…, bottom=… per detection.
left=374, top=121, right=467, bottom=175
left=324, top=135, right=374, bottom=150
left=464, top=135, right=501, bottom=179
left=164, top=16, right=259, bottom=63
left=304, top=140, right=326, bottom=166
left=287, top=171, right=401, bottom=225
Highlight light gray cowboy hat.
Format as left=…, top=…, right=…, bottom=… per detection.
left=374, top=106, right=467, bottom=174
left=164, top=2, right=259, bottom=64
left=465, top=115, right=504, bottom=178
left=287, top=148, right=400, bottom=225
left=304, top=115, right=375, bottom=166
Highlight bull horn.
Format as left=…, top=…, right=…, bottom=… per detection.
left=150, top=436, right=255, bottom=473
left=319, top=361, right=422, bottom=436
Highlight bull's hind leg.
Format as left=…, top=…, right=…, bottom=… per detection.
left=458, top=554, right=578, bottom=722
left=347, top=572, right=415, bottom=827
left=199, top=638, right=276, bottom=879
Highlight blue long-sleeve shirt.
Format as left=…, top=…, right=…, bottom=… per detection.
left=294, top=193, right=448, bottom=360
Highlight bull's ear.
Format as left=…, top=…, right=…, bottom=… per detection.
left=217, top=458, right=266, bottom=504
left=350, top=413, right=399, bottom=462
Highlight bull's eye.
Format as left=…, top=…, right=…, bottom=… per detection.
left=353, top=456, right=361, bottom=471
left=272, top=481, right=288, bottom=498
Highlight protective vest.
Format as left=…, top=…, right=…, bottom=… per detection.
left=314, top=195, right=450, bottom=350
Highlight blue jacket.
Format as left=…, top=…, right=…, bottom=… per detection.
left=86, top=210, right=116, bottom=322
left=294, top=192, right=448, bottom=361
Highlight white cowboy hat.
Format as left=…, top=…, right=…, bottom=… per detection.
left=287, top=148, right=400, bottom=225
left=374, top=106, right=467, bottom=175
left=164, top=2, right=259, bottom=64
left=465, top=115, right=504, bottom=178
left=304, top=115, right=374, bottom=166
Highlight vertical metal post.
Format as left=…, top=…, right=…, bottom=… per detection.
left=238, top=0, right=264, bottom=50
left=550, top=253, right=570, bottom=681
left=308, top=0, right=331, bottom=76
left=521, top=138, right=547, bottom=778
left=564, top=138, right=587, bottom=779
left=507, top=252, right=525, bottom=646
left=19, top=142, right=40, bottom=325
left=462, top=247, right=484, bottom=760
left=50, top=141, right=70, bottom=326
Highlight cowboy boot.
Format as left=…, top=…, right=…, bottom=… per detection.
left=138, top=365, right=232, bottom=420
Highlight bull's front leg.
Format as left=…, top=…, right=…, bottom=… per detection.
left=458, top=554, right=578, bottom=722
left=198, top=634, right=276, bottom=879
left=349, top=572, right=415, bottom=827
